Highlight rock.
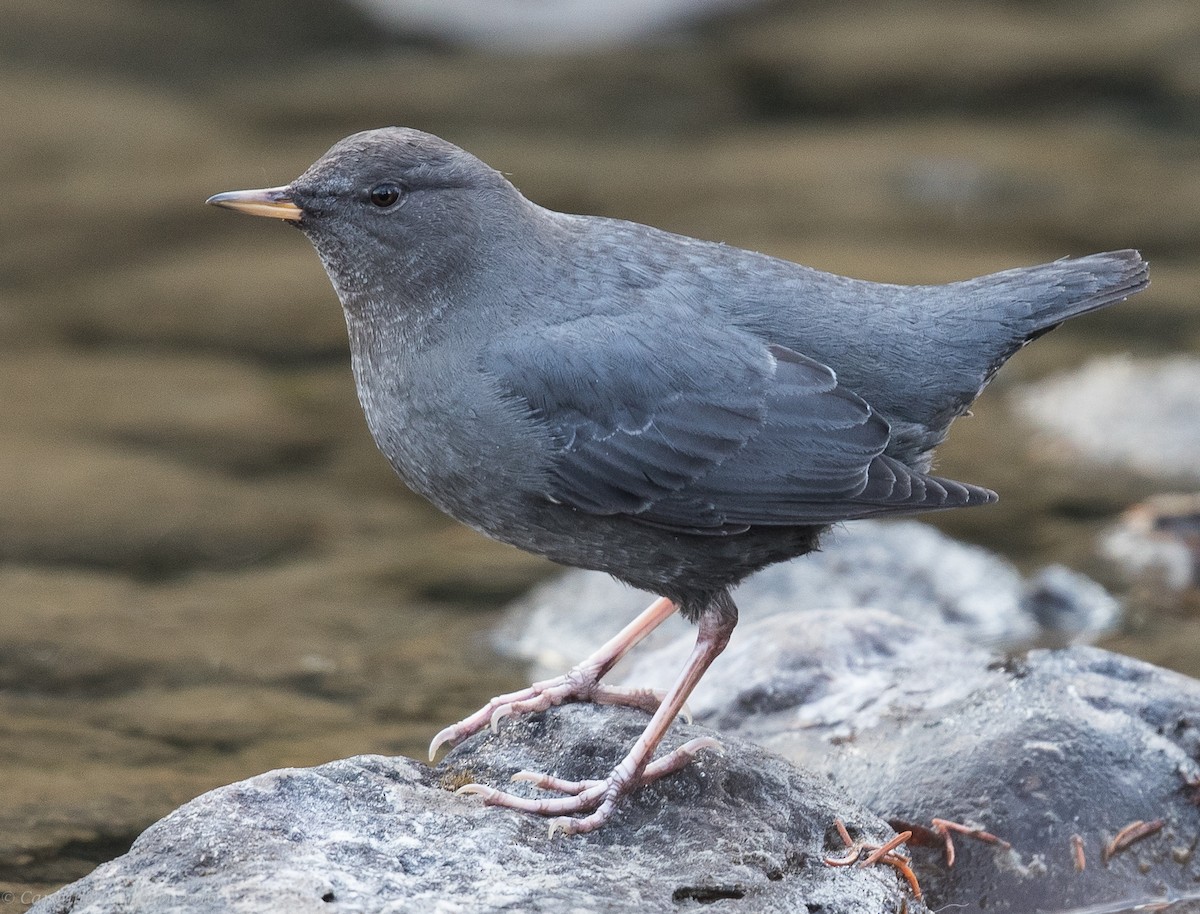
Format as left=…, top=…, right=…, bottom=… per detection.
left=596, top=613, right=1200, bottom=912
left=34, top=617, right=1200, bottom=914
left=342, top=0, right=762, bottom=49
left=29, top=705, right=920, bottom=914
left=1015, top=356, right=1200, bottom=484
left=495, top=574, right=1197, bottom=912
left=830, top=646, right=1200, bottom=913
left=622, top=609, right=999, bottom=759
left=1022, top=564, right=1122, bottom=638
left=497, top=520, right=1119, bottom=680
left=1100, top=493, right=1200, bottom=593
left=625, top=604, right=1200, bottom=912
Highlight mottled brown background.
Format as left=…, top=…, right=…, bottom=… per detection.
left=3, top=1, right=1199, bottom=906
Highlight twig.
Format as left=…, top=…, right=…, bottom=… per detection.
left=824, top=819, right=924, bottom=901
left=1103, top=819, right=1164, bottom=863
left=1070, top=833, right=1086, bottom=872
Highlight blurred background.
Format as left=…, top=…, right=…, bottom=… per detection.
left=3, top=0, right=1199, bottom=905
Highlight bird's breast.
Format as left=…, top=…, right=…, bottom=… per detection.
left=349, top=338, right=557, bottom=540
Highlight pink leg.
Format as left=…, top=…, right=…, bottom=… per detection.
left=429, top=596, right=678, bottom=760
left=457, top=606, right=737, bottom=836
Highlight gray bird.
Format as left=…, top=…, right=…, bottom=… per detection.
left=208, top=127, right=1148, bottom=835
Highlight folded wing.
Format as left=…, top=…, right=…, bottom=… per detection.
left=486, top=316, right=995, bottom=535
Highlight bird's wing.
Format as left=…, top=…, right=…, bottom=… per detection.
left=485, top=315, right=993, bottom=534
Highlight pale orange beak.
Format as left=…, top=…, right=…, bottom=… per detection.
left=206, top=186, right=303, bottom=221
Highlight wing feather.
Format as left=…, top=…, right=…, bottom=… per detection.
left=487, top=319, right=994, bottom=534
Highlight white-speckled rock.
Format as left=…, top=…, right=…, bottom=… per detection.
left=29, top=706, right=919, bottom=914
left=621, top=609, right=998, bottom=758
left=829, top=646, right=1200, bottom=913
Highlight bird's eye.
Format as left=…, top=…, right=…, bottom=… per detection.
left=369, top=183, right=402, bottom=208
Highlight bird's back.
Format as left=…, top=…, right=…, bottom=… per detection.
left=549, top=212, right=1147, bottom=469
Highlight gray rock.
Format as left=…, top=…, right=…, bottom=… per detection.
left=1021, top=563, right=1123, bottom=636
left=830, top=646, right=1200, bottom=913
left=609, top=611, right=1200, bottom=912
left=1015, top=356, right=1200, bottom=484
left=36, top=614, right=1200, bottom=914
left=497, top=520, right=1119, bottom=680
left=621, top=609, right=999, bottom=759
left=30, top=705, right=921, bottom=914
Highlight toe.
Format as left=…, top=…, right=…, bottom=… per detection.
left=639, top=736, right=722, bottom=783
left=511, top=770, right=604, bottom=794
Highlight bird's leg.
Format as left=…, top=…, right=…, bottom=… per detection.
left=429, top=596, right=678, bottom=759
left=457, top=600, right=737, bottom=836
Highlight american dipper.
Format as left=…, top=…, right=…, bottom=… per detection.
left=208, top=127, right=1148, bottom=835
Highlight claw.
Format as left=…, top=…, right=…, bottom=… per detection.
left=429, top=597, right=681, bottom=769
left=639, top=736, right=722, bottom=783
left=450, top=778, right=609, bottom=816
left=428, top=727, right=454, bottom=762
left=489, top=706, right=512, bottom=734
left=455, top=783, right=494, bottom=799
left=463, top=732, right=717, bottom=833
left=426, top=597, right=733, bottom=837
left=679, top=702, right=694, bottom=725
left=681, top=736, right=721, bottom=756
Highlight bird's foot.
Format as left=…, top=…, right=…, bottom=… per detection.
left=457, top=736, right=720, bottom=836
left=429, top=672, right=677, bottom=760
left=450, top=606, right=734, bottom=836
left=429, top=597, right=682, bottom=760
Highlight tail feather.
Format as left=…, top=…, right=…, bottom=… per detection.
left=810, top=249, right=1149, bottom=469
left=1000, top=249, right=1149, bottom=337
left=953, top=248, right=1149, bottom=401
left=852, top=454, right=998, bottom=517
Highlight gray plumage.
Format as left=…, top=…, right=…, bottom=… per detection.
left=265, top=127, right=1148, bottom=620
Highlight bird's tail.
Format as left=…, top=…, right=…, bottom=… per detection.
left=986, top=249, right=1149, bottom=339
left=941, top=248, right=1149, bottom=399
left=885, top=249, right=1149, bottom=464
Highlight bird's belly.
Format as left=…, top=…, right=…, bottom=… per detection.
left=372, top=411, right=825, bottom=605
left=494, top=503, right=827, bottom=614
left=353, top=358, right=825, bottom=609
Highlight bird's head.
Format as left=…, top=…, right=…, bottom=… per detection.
left=207, top=127, right=522, bottom=314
